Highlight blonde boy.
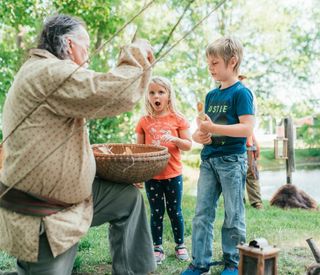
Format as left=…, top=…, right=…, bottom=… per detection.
left=182, top=36, right=255, bottom=275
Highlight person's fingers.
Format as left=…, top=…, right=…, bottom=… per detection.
left=133, top=39, right=154, bottom=63
left=203, top=138, right=212, bottom=145
left=161, top=134, right=176, bottom=143
left=147, top=51, right=155, bottom=63
left=204, top=114, right=211, bottom=121
left=133, top=183, right=144, bottom=189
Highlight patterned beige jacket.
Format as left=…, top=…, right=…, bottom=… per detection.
left=0, top=45, right=151, bottom=262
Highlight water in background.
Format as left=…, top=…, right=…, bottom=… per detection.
left=187, top=167, right=320, bottom=203
left=260, top=167, right=320, bottom=203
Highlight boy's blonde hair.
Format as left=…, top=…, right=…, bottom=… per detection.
left=145, top=76, right=180, bottom=116
left=206, top=36, right=243, bottom=74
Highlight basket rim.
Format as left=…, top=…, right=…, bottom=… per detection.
left=92, top=143, right=169, bottom=157
left=94, top=153, right=170, bottom=162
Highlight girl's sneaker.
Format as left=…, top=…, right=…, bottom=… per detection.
left=154, top=246, right=165, bottom=264
left=175, top=244, right=190, bottom=261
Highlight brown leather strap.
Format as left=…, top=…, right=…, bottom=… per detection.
left=0, top=182, right=73, bottom=217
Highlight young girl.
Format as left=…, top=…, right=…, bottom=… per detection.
left=136, top=76, right=192, bottom=264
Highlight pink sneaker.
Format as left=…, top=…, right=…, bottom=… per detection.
left=154, top=246, right=165, bottom=264
left=175, top=244, right=190, bottom=261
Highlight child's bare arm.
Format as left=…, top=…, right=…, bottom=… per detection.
left=161, top=129, right=192, bottom=151
left=198, top=114, right=254, bottom=137
left=136, top=133, right=145, bottom=144
left=176, top=129, right=192, bottom=151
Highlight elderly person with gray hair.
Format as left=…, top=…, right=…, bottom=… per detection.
left=0, top=14, right=156, bottom=275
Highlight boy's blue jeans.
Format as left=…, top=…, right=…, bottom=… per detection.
left=191, top=153, right=247, bottom=269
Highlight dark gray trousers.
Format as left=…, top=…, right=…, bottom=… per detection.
left=16, top=178, right=156, bottom=275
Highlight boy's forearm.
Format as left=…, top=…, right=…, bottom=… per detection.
left=209, top=123, right=253, bottom=137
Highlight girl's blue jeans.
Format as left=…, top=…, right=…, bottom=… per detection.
left=191, top=153, right=247, bottom=269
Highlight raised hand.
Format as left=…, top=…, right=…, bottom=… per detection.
left=132, top=39, right=154, bottom=63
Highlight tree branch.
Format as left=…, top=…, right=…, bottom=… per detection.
left=155, top=0, right=195, bottom=58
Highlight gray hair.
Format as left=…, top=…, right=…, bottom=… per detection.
left=206, top=36, right=243, bottom=74
left=37, top=14, right=86, bottom=60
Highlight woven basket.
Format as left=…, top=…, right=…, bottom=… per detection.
left=92, top=143, right=170, bottom=184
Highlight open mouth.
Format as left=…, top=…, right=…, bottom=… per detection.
left=155, top=101, right=161, bottom=106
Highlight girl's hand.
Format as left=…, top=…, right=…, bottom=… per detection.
left=133, top=182, right=144, bottom=189
left=161, top=134, right=178, bottom=144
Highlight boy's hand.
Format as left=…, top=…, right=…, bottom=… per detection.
left=197, top=114, right=215, bottom=134
left=192, top=129, right=212, bottom=145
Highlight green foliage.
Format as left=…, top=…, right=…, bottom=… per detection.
left=0, top=0, right=136, bottom=143
left=0, top=46, right=24, bottom=113
left=52, top=0, right=123, bottom=50
left=0, top=0, right=39, bottom=28
left=297, top=118, right=320, bottom=148
left=88, top=112, right=135, bottom=144
left=0, top=0, right=319, bottom=144
left=0, top=251, right=14, bottom=271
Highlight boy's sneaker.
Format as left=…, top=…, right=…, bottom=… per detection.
left=154, top=246, right=165, bottom=264
left=221, top=266, right=238, bottom=275
left=181, top=263, right=210, bottom=275
left=175, top=244, right=190, bottom=261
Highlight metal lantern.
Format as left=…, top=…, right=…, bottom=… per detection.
left=274, top=137, right=288, bottom=159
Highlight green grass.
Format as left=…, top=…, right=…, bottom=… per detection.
left=1, top=194, right=319, bottom=274
left=1, top=148, right=319, bottom=274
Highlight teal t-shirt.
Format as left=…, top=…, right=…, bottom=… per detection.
left=201, top=81, right=254, bottom=160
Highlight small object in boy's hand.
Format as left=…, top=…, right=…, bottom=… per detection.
left=197, top=102, right=206, bottom=120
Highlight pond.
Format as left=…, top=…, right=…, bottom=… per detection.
left=260, top=166, right=320, bottom=203
left=186, top=165, right=320, bottom=203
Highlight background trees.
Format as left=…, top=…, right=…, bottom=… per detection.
left=0, top=0, right=319, bottom=144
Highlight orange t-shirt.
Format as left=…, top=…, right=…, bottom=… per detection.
left=135, top=112, right=190, bottom=180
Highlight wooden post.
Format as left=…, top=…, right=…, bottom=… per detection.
left=306, top=238, right=320, bottom=263
left=284, top=118, right=295, bottom=184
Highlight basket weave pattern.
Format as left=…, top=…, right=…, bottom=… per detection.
left=92, top=143, right=170, bottom=184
